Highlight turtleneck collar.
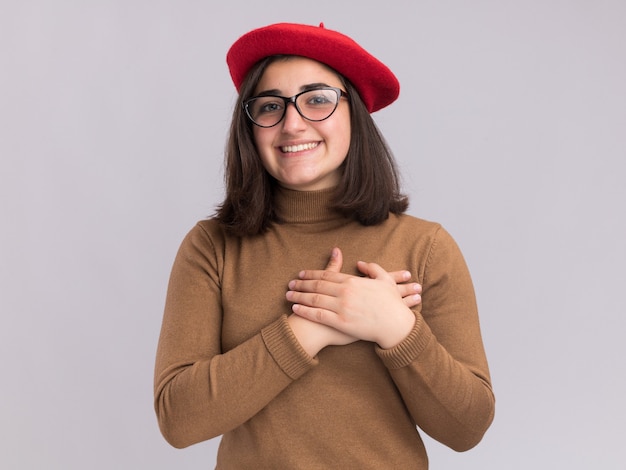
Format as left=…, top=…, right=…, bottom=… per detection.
left=273, top=186, right=345, bottom=224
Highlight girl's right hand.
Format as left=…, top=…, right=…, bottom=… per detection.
left=328, top=247, right=422, bottom=308
left=287, top=247, right=421, bottom=356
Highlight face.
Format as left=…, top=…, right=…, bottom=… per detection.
left=251, top=57, right=351, bottom=191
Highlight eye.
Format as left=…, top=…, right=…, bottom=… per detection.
left=255, top=99, right=283, bottom=115
left=305, top=92, right=334, bottom=106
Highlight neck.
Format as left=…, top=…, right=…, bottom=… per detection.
left=274, top=186, right=344, bottom=224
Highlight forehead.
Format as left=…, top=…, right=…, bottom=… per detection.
left=255, top=56, right=343, bottom=94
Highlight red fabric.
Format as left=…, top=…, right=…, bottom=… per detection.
left=226, top=22, right=400, bottom=113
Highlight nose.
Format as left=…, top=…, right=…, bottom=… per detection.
left=281, top=102, right=307, bottom=133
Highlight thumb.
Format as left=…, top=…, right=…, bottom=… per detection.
left=325, top=247, right=343, bottom=273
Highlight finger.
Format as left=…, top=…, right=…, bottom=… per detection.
left=397, top=282, right=422, bottom=308
left=292, top=303, right=341, bottom=329
left=287, top=290, right=337, bottom=312
left=287, top=279, right=342, bottom=298
left=397, top=282, right=422, bottom=296
left=324, top=247, right=343, bottom=273
left=404, top=295, right=421, bottom=308
left=297, top=269, right=348, bottom=283
left=388, top=270, right=412, bottom=284
left=356, top=261, right=394, bottom=282
left=397, top=281, right=421, bottom=294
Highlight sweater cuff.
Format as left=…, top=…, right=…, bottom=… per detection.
left=375, top=314, right=433, bottom=370
left=261, top=315, right=317, bottom=380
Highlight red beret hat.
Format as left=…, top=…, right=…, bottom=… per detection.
left=226, top=22, right=400, bottom=113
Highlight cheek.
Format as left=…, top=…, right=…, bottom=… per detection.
left=252, top=128, right=272, bottom=160
left=252, top=127, right=264, bottom=149
left=253, top=135, right=281, bottom=179
left=335, top=118, right=351, bottom=157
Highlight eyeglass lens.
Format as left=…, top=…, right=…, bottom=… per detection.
left=245, top=88, right=341, bottom=127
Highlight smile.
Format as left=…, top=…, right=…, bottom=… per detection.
left=280, top=142, right=319, bottom=153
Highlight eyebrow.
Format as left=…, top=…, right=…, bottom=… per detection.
left=256, top=82, right=332, bottom=97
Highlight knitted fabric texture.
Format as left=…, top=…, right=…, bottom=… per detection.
left=154, top=188, right=495, bottom=467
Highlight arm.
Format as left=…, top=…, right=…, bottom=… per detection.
left=154, top=225, right=315, bottom=448
left=287, top=230, right=495, bottom=451
left=154, top=229, right=424, bottom=448
left=376, top=227, right=494, bottom=451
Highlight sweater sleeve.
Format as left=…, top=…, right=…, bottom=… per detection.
left=375, top=226, right=495, bottom=452
left=153, top=224, right=317, bottom=448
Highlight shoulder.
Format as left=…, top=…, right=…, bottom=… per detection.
left=175, top=218, right=230, bottom=258
left=183, top=218, right=266, bottom=254
left=394, top=212, right=440, bottom=230
left=387, top=213, right=466, bottom=261
left=383, top=215, right=474, bottom=292
left=388, top=212, right=446, bottom=242
left=194, top=218, right=227, bottom=239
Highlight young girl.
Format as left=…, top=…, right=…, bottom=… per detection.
left=154, top=22, right=495, bottom=468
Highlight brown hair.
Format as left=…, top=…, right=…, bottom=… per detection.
left=215, top=56, right=408, bottom=236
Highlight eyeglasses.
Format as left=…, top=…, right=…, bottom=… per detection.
left=243, top=87, right=349, bottom=128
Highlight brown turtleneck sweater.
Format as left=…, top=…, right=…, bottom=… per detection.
left=154, top=187, right=494, bottom=469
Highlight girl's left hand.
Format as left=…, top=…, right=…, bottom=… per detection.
left=286, top=256, right=417, bottom=349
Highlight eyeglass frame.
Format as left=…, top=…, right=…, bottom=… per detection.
left=243, top=86, right=349, bottom=128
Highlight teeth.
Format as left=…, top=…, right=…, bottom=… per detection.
left=281, top=142, right=318, bottom=153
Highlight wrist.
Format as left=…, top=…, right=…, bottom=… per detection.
left=287, top=315, right=325, bottom=357
left=376, top=308, right=416, bottom=350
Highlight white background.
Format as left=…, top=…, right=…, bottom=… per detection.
left=1, top=1, right=625, bottom=468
